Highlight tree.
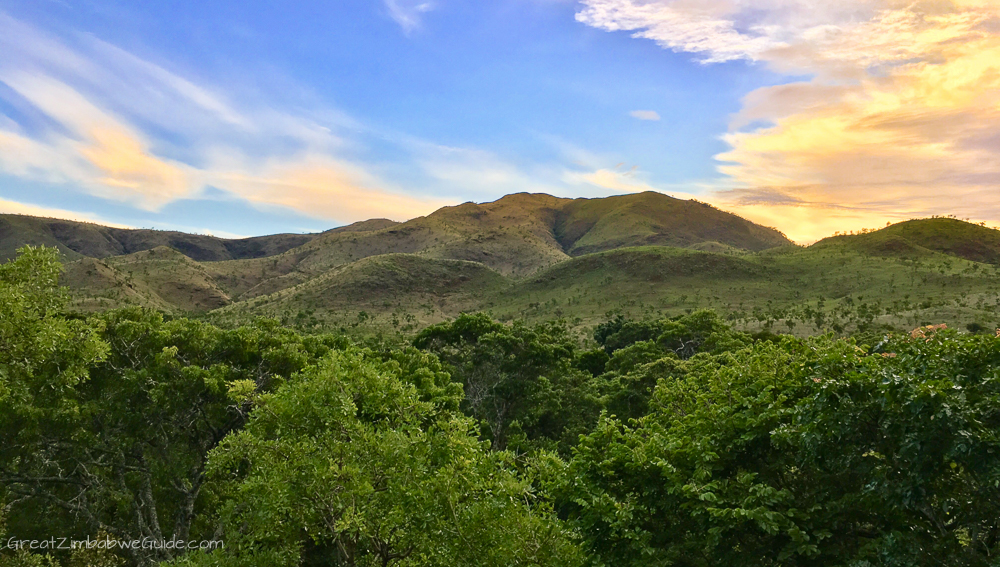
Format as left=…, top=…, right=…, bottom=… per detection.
left=555, top=331, right=1000, bottom=566
left=594, top=311, right=749, bottom=358
left=169, top=349, right=583, bottom=567
left=414, top=314, right=600, bottom=454
left=0, top=247, right=110, bottom=562
left=1, top=247, right=350, bottom=567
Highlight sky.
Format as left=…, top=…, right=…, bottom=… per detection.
left=0, top=0, right=998, bottom=243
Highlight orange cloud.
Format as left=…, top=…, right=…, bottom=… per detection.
left=579, top=0, right=1000, bottom=242
left=211, top=156, right=453, bottom=223
left=79, top=127, right=193, bottom=206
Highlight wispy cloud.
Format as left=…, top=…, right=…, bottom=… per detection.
left=629, top=110, right=661, bottom=121
left=563, top=162, right=704, bottom=201
left=576, top=0, right=783, bottom=63
left=384, top=0, right=438, bottom=34
left=208, top=153, right=454, bottom=222
left=577, top=0, right=1000, bottom=242
left=0, top=13, right=450, bottom=224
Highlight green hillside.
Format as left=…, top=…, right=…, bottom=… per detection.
left=63, top=247, right=233, bottom=312
left=212, top=254, right=509, bottom=330
left=814, top=217, right=1000, bottom=264
left=483, top=239, right=1000, bottom=333
left=135, top=191, right=794, bottom=307
left=554, top=192, right=789, bottom=255
left=13, top=196, right=992, bottom=336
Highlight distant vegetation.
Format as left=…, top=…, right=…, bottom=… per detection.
left=2, top=246, right=999, bottom=566
left=1, top=194, right=998, bottom=338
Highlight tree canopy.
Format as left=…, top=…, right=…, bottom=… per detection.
left=2, top=248, right=998, bottom=567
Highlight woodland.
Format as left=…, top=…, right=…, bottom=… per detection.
left=1, top=245, right=998, bottom=567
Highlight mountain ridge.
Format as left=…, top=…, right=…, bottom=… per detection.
left=9, top=192, right=998, bottom=336
left=0, top=214, right=321, bottom=262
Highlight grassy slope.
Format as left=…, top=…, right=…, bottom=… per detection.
left=63, top=247, right=232, bottom=312
left=19, top=192, right=797, bottom=314
left=211, top=254, right=508, bottom=330
left=203, top=223, right=1000, bottom=335
left=195, top=192, right=794, bottom=304
left=814, top=218, right=1000, bottom=264
left=486, top=241, right=1000, bottom=333
left=554, top=192, right=791, bottom=255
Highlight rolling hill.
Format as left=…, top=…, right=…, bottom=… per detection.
left=553, top=192, right=789, bottom=255
left=5, top=192, right=1000, bottom=335
left=813, top=218, right=1000, bottom=264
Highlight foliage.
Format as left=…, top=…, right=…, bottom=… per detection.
left=169, top=349, right=583, bottom=567
left=414, top=313, right=601, bottom=454
left=0, top=245, right=108, bottom=413
left=595, top=310, right=749, bottom=357
left=554, top=331, right=1000, bottom=566
left=1, top=248, right=352, bottom=566
left=5, top=247, right=1000, bottom=567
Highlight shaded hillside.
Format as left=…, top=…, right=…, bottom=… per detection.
left=213, top=254, right=508, bottom=327
left=325, top=218, right=400, bottom=234
left=814, top=218, right=1000, bottom=264
left=522, top=246, right=764, bottom=287
left=554, top=192, right=791, bottom=255
left=62, top=247, right=233, bottom=312
left=0, top=214, right=319, bottom=262
left=485, top=241, right=1000, bottom=333
left=62, top=257, right=173, bottom=312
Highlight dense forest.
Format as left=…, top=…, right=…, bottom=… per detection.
left=2, top=246, right=999, bottom=567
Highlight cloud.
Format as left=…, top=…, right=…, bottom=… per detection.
left=421, top=147, right=531, bottom=190
left=384, top=0, right=438, bottom=34
left=577, top=0, right=1000, bottom=242
left=80, top=127, right=193, bottom=206
left=209, top=154, right=452, bottom=223
left=0, top=14, right=452, bottom=224
left=563, top=163, right=705, bottom=201
left=576, top=0, right=783, bottom=63
left=629, top=110, right=661, bottom=121
left=565, top=165, right=648, bottom=192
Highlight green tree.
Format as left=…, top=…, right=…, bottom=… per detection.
left=1, top=250, right=350, bottom=567
left=170, top=349, right=582, bottom=567
left=414, top=314, right=600, bottom=454
left=556, top=331, right=1000, bottom=566
left=595, top=311, right=749, bottom=358
left=0, top=247, right=109, bottom=564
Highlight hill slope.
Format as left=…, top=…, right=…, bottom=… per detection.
left=32, top=194, right=1000, bottom=336
left=211, top=254, right=508, bottom=328
left=39, top=211, right=1000, bottom=336
left=189, top=192, right=794, bottom=304
left=814, top=218, right=1000, bottom=264
left=554, top=192, right=790, bottom=255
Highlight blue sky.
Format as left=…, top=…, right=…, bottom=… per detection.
left=1, top=0, right=999, bottom=242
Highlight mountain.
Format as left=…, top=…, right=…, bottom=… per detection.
left=9, top=192, right=999, bottom=335
left=194, top=191, right=794, bottom=297
left=0, top=214, right=320, bottom=262
left=553, top=192, right=789, bottom=255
